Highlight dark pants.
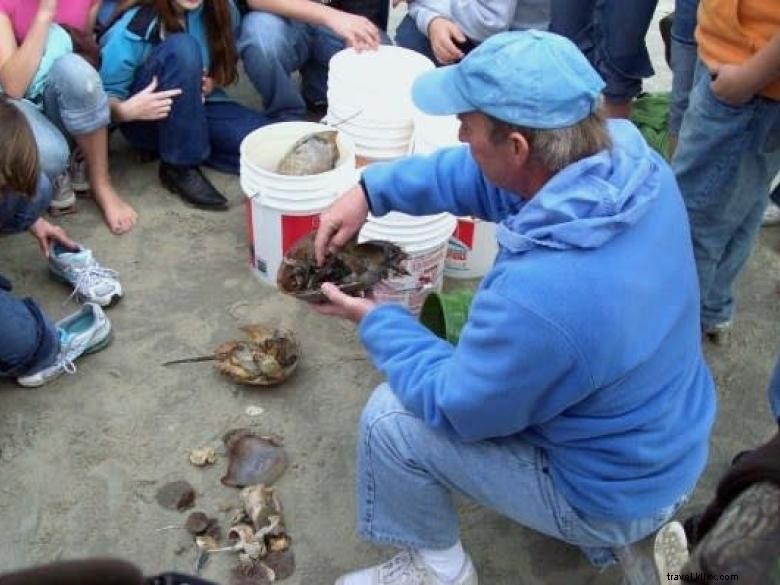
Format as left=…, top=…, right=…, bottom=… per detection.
left=120, top=34, right=271, bottom=175
left=550, top=0, right=659, bottom=103
left=0, top=176, right=59, bottom=378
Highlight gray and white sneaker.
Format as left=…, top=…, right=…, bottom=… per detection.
left=49, top=243, right=123, bottom=307
left=69, top=149, right=90, bottom=193
left=653, top=521, right=689, bottom=583
left=762, top=202, right=780, bottom=227
left=50, top=171, right=76, bottom=210
left=335, top=551, right=478, bottom=585
left=17, top=303, right=112, bottom=387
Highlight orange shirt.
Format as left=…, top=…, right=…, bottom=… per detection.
left=696, top=0, right=780, bottom=100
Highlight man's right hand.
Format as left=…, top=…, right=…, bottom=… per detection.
left=116, top=77, right=183, bottom=122
left=428, top=17, right=467, bottom=64
left=325, top=12, right=381, bottom=52
left=314, top=184, right=370, bottom=266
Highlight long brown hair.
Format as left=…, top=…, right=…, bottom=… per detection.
left=114, top=0, right=238, bottom=87
left=0, top=98, right=39, bottom=198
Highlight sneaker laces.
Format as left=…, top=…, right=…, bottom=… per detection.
left=377, top=551, right=428, bottom=583
left=64, top=259, right=119, bottom=304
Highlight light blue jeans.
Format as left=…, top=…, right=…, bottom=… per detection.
left=239, top=12, right=348, bottom=120
left=358, top=384, right=687, bottom=572
left=770, top=352, right=780, bottom=425
left=672, top=60, right=780, bottom=329
left=11, top=53, right=110, bottom=179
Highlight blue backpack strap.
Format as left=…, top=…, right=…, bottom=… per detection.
left=97, top=4, right=161, bottom=43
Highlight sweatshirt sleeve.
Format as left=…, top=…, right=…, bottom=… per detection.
left=362, top=146, right=522, bottom=222
left=98, top=18, right=148, bottom=100
left=449, top=0, right=518, bottom=41
left=358, top=285, right=592, bottom=441
left=407, top=0, right=449, bottom=36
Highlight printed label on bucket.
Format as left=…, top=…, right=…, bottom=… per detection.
left=446, top=238, right=470, bottom=272
left=373, top=244, right=447, bottom=315
left=282, top=214, right=320, bottom=254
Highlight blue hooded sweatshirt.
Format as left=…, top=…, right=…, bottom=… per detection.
left=358, top=120, right=716, bottom=520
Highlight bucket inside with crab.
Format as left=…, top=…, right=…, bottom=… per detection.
left=419, top=289, right=475, bottom=345
left=445, top=217, right=499, bottom=279
left=240, top=121, right=357, bottom=285
left=358, top=211, right=457, bottom=314
left=326, top=46, right=434, bottom=164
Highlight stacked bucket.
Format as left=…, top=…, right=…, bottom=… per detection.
left=327, top=46, right=457, bottom=313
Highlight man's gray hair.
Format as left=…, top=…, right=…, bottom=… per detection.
left=489, top=108, right=612, bottom=172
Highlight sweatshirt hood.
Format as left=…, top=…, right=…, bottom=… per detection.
left=497, top=120, right=661, bottom=253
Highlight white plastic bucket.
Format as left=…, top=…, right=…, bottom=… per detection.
left=240, top=121, right=357, bottom=285
left=445, top=217, right=498, bottom=279
left=359, top=211, right=456, bottom=314
left=327, top=46, right=434, bottom=162
left=411, top=112, right=461, bottom=155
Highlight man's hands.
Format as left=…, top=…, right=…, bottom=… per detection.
left=313, top=184, right=370, bottom=266
left=710, top=62, right=761, bottom=106
left=310, top=282, right=376, bottom=322
left=115, top=77, right=182, bottom=122
left=428, top=17, right=467, bottom=64
left=28, top=218, right=76, bottom=257
left=325, top=12, right=380, bottom=51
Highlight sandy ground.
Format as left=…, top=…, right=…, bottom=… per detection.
left=1, top=2, right=779, bottom=583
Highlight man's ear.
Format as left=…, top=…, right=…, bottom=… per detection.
left=508, top=130, right=530, bottom=165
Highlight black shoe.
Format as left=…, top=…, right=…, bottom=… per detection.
left=159, top=162, right=228, bottom=210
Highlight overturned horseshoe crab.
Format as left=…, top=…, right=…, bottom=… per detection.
left=162, top=325, right=300, bottom=386
left=276, top=130, right=339, bottom=176
left=277, top=232, right=409, bottom=303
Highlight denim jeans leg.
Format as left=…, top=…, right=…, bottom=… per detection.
left=11, top=99, right=69, bottom=179
left=357, top=384, right=681, bottom=568
left=668, top=37, right=697, bottom=138
left=120, top=34, right=210, bottom=167
left=0, top=174, right=54, bottom=234
left=42, top=53, right=111, bottom=136
left=239, top=12, right=311, bottom=120
left=204, top=101, right=271, bottom=175
left=394, top=15, right=437, bottom=64
left=769, top=351, right=780, bottom=424
left=673, top=60, right=780, bottom=328
left=302, top=25, right=349, bottom=107
left=0, top=290, right=59, bottom=378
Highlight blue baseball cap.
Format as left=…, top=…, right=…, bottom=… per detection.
left=412, top=30, right=605, bottom=129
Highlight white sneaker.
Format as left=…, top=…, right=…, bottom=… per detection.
left=653, top=521, right=689, bottom=583
left=762, top=202, right=780, bottom=227
left=17, top=303, right=112, bottom=387
left=49, top=243, right=123, bottom=307
left=335, top=551, right=478, bottom=585
left=69, top=149, right=90, bottom=193
left=50, top=171, right=76, bottom=210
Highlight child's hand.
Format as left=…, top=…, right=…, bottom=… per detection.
left=428, top=17, right=466, bottom=64
left=39, top=0, right=58, bottom=17
left=118, top=77, right=182, bottom=122
left=710, top=62, right=759, bottom=106
left=28, top=218, right=76, bottom=257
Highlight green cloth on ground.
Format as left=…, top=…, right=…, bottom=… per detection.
left=631, top=92, right=671, bottom=161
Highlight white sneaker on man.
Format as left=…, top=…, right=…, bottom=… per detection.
left=49, top=243, right=123, bottom=307
left=762, top=202, right=780, bottom=227
left=335, top=551, right=478, bottom=585
left=653, top=521, right=689, bottom=584
left=17, top=303, right=112, bottom=388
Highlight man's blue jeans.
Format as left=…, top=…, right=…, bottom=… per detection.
left=394, top=15, right=437, bottom=64
left=120, top=34, right=271, bottom=174
left=0, top=178, right=59, bottom=378
left=769, top=352, right=780, bottom=425
left=549, top=0, right=657, bottom=104
left=673, top=61, right=780, bottom=330
left=239, top=13, right=390, bottom=120
left=358, top=384, right=687, bottom=571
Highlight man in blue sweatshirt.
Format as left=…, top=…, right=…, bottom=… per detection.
left=311, top=31, right=716, bottom=585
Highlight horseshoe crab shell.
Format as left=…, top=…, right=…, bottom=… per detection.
left=276, top=130, right=339, bottom=176
left=221, top=429, right=288, bottom=488
left=215, top=325, right=300, bottom=387
left=277, top=232, right=409, bottom=303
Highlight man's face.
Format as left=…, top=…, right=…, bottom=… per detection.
left=457, top=112, right=517, bottom=190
